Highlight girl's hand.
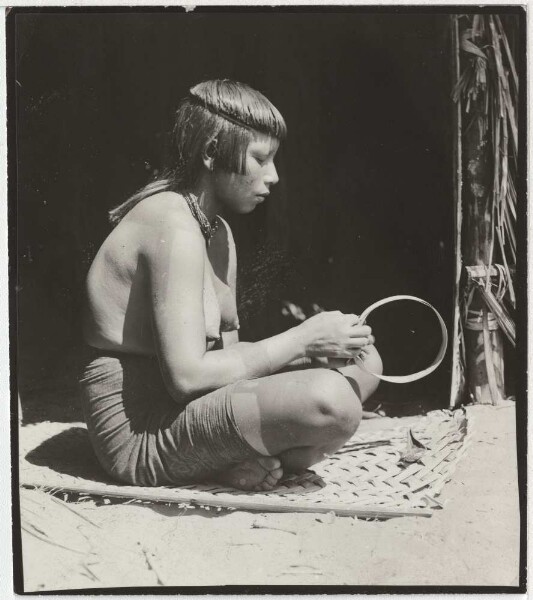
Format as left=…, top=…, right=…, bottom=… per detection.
left=312, top=341, right=375, bottom=369
left=312, top=356, right=354, bottom=369
left=297, top=311, right=373, bottom=360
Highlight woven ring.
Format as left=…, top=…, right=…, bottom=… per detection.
left=356, top=295, right=448, bottom=384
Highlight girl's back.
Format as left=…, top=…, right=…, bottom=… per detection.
left=83, top=192, right=203, bottom=354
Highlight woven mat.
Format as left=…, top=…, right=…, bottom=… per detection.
left=19, top=410, right=470, bottom=519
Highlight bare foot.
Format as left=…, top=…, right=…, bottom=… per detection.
left=217, top=457, right=283, bottom=492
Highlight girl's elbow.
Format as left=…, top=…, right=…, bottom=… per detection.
left=161, top=368, right=198, bottom=402
left=160, top=353, right=220, bottom=401
left=165, top=369, right=209, bottom=403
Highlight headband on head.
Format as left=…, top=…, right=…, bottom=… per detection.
left=188, top=92, right=253, bottom=130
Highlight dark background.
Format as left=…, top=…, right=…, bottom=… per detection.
left=14, top=10, right=454, bottom=420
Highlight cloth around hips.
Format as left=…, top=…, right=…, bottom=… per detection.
left=78, top=347, right=261, bottom=486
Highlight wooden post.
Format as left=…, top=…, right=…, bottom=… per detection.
left=461, top=31, right=506, bottom=406
left=449, top=15, right=465, bottom=408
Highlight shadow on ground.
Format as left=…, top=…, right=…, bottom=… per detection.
left=24, top=426, right=107, bottom=482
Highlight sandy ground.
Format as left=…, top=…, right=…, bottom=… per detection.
left=20, top=404, right=520, bottom=591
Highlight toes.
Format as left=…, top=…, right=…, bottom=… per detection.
left=251, top=472, right=282, bottom=492
left=254, top=481, right=275, bottom=492
left=257, top=456, right=281, bottom=471
left=303, top=472, right=324, bottom=486
left=299, top=478, right=314, bottom=489
left=219, top=457, right=284, bottom=492
left=264, top=473, right=280, bottom=487
left=310, top=474, right=327, bottom=488
left=269, top=467, right=284, bottom=481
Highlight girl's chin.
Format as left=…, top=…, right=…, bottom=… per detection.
left=224, top=199, right=261, bottom=215
left=237, top=204, right=258, bottom=214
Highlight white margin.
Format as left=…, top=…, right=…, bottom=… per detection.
left=1, top=2, right=529, bottom=600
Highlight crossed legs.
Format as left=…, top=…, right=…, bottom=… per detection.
left=218, top=345, right=383, bottom=491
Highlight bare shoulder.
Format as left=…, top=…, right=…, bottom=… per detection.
left=121, top=192, right=203, bottom=251
left=126, top=191, right=198, bottom=231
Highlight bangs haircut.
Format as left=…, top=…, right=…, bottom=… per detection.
left=173, top=79, right=286, bottom=182
left=109, top=79, right=286, bottom=226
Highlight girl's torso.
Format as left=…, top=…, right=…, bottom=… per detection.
left=83, top=193, right=239, bottom=355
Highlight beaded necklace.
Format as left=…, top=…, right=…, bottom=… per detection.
left=183, top=192, right=220, bottom=243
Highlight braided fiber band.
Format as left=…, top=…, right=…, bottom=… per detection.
left=357, top=295, right=448, bottom=384
left=188, top=93, right=253, bottom=130
left=211, top=106, right=254, bottom=129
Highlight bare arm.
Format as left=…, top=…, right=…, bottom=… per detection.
left=144, top=208, right=373, bottom=402
left=145, top=217, right=308, bottom=401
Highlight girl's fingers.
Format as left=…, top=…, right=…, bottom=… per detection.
left=325, top=350, right=361, bottom=360
left=344, top=313, right=360, bottom=326
left=348, top=325, right=372, bottom=338
left=346, top=338, right=371, bottom=349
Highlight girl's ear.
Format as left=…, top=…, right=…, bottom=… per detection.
left=202, top=139, right=217, bottom=171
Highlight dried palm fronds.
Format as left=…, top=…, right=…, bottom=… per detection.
left=20, top=487, right=164, bottom=590
left=453, top=14, right=518, bottom=365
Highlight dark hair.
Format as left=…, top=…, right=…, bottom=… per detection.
left=109, top=79, right=286, bottom=225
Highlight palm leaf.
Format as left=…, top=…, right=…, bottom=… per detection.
left=454, top=13, right=518, bottom=362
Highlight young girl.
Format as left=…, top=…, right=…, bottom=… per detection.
left=80, top=79, right=382, bottom=491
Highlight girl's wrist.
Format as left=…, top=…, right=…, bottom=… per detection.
left=291, top=322, right=310, bottom=360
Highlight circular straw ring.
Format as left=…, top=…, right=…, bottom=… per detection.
left=357, top=295, right=448, bottom=384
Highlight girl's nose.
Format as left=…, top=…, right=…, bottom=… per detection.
left=265, top=162, right=279, bottom=186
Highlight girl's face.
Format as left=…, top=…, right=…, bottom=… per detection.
left=213, top=133, right=280, bottom=214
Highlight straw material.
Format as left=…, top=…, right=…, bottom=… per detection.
left=20, top=410, right=470, bottom=519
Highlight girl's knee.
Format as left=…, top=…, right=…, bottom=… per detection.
left=305, top=369, right=362, bottom=439
left=365, top=345, right=383, bottom=376
left=231, top=368, right=362, bottom=457
left=359, top=345, right=383, bottom=398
